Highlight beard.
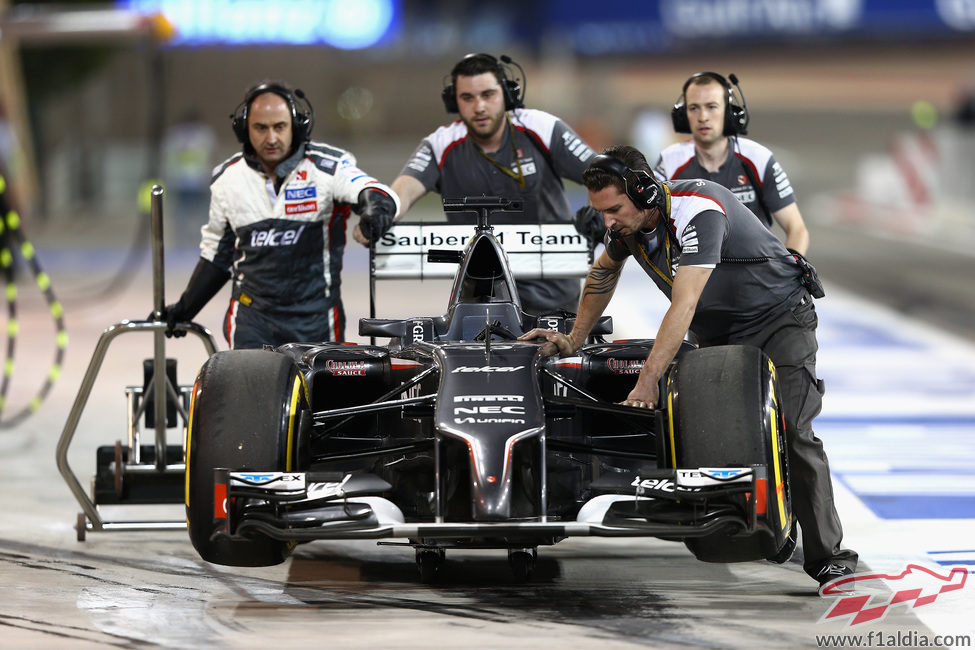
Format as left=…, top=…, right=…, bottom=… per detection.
left=463, top=109, right=505, bottom=141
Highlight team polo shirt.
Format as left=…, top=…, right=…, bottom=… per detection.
left=653, top=137, right=795, bottom=227
left=398, top=108, right=595, bottom=312
left=605, top=178, right=803, bottom=342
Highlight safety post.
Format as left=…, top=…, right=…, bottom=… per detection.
left=150, top=185, right=168, bottom=470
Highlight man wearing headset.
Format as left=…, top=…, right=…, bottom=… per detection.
left=164, top=80, right=399, bottom=348
left=352, top=53, right=597, bottom=315
left=520, top=145, right=857, bottom=589
left=655, top=72, right=809, bottom=255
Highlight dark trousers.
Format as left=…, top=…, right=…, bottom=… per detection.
left=728, top=296, right=858, bottom=578
left=224, top=300, right=345, bottom=349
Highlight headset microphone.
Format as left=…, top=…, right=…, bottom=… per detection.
left=728, top=73, right=749, bottom=136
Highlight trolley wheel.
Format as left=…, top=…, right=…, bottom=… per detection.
left=113, top=440, right=124, bottom=497
left=76, top=512, right=87, bottom=542
left=508, top=548, right=536, bottom=582
left=416, top=548, right=445, bottom=584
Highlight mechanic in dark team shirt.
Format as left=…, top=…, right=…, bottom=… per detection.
left=655, top=72, right=809, bottom=255
left=163, top=80, right=399, bottom=348
left=521, top=145, right=857, bottom=588
left=353, top=53, right=598, bottom=315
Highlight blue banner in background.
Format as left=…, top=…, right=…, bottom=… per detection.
left=116, top=0, right=973, bottom=51
left=118, top=0, right=401, bottom=48
left=541, top=0, right=975, bottom=54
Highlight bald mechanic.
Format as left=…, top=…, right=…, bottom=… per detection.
left=164, top=80, right=398, bottom=348
left=520, top=144, right=857, bottom=589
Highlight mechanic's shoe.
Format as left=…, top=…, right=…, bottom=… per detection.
left=815, top=562, right=854, bottom=587
left=767, top=523, right=797, bottom=564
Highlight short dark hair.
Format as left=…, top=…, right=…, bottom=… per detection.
left=451, top=54, right=504, bottom=89
left=686, top=74, right=728, bottom=105
left=582, top=145, right=653, bottom=194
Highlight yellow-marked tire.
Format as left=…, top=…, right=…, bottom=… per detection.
left=186, top=350, right=308, bottom=566
left=668, top=345, right=792, bottom=563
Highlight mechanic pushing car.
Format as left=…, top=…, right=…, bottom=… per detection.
left=519, top=145, right=857, bottom=588
left=352, top=53, right=599, bottom=316
left=163, top=80, right=399, bottom=348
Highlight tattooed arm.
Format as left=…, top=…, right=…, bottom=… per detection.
left=519, top=250, right=624, bottom=355
left=566, top=251, right=625, bottom=351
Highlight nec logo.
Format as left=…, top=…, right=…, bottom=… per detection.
left=250, top=225, right=307, bottom=247
left=285, top=186, right=316, bottom=200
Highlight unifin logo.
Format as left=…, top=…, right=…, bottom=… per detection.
left=450, top=366, right=525, bottom=373
left=250, top=225, right=306, bottom=247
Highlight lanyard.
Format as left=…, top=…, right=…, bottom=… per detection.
left=638, top=233, right=673, bottom=288
left=477, top=114, right=526, bottom=189
left=635, top=186, right=675, bottom=287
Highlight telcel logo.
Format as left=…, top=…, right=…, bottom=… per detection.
left=250, top=225, right=306, bottom=247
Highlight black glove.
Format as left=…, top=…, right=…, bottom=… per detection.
left=356, top=188, right=396, bottom=243
left=155, top=258, right=230, bottom=337
left=573, top=205, right=607, bottom=246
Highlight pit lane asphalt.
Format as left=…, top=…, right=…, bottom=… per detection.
left=0, top=226, right=960, bottom=649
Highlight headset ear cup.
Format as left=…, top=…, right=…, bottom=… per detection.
left=671, top=101, right=690, bottom=134
left=231, top=112, right=248, bottom=144
left=441, top=84, right=458, bottom=113
left=503, top=80, right=522, bottom=110
left=293, top=114, right=310, bottom=143
left=726, top=104, right=748, bottom=136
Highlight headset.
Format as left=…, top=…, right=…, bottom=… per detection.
left=671, top=71, right=749, bottom=136
left=589, top=154, right=662, bottom=211
left=230, top=82, right=315, bottom=145
left=441, top=53, right=526, bottom=113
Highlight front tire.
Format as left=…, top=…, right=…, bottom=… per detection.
left=185, top=350, right=308, bottom=566
left=666, top=345, right=792, bottom=563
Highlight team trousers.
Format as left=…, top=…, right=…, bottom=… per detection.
left=224, top=299, right=346, bottom=350
left=725, top=295, right=858, bottom=578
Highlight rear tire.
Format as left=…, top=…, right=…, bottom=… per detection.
left=667, top=345, right=792, bottom=563
left=186, top=350, right=308, bottom=566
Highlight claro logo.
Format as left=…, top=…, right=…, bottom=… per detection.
left=451, top=366, right=525, bottom=373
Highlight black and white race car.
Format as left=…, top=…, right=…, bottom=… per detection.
left=184, top=197, right=793, bottom=581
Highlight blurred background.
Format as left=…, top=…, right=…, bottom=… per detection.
left=1, top=0, right=974, bottom=336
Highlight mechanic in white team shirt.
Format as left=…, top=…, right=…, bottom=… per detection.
left=163, top=80, right=399, bottom=348
left=655, top=71, right=809, bottom=255
left=521, top=145, right=857, bottom=589
left=353, top=53, right=598, bottom=316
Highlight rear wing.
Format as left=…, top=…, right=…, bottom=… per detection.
left=368, top=221, right=594, bottom=317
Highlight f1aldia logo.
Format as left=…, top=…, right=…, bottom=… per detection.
left=819, top=564, right=968, bottom=626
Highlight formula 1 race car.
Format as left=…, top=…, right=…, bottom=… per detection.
left=184, top=197, right=793, bottom=581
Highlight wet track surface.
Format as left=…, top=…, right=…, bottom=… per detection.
left=0, top=533, right=935, bottom=649
left=1, top=223, right=973, bottom=648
